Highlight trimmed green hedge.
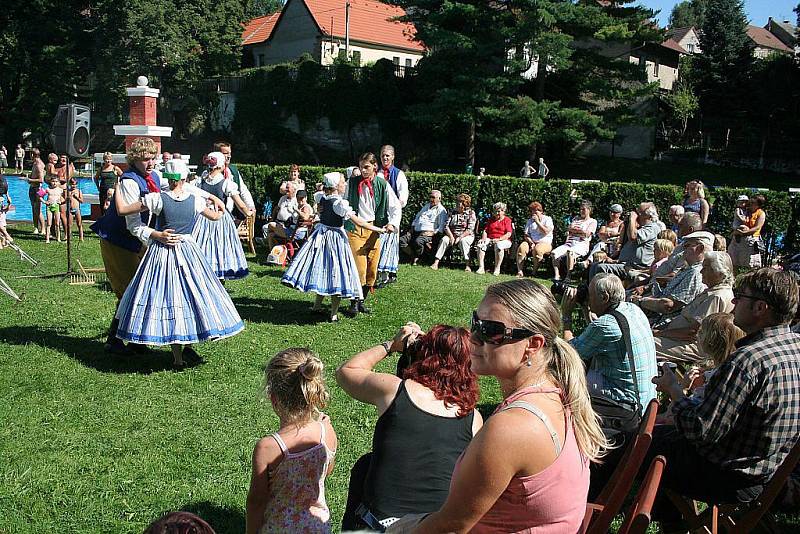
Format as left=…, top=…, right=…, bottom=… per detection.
left=238, top=164, right=796, bottom=254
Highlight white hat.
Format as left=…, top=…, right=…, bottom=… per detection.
left=205, top=151, right=226, bottom=170
left=164, top=158, right=189, bottom=181
left=323, top=172, right=342, bottom=189
left=683, top=231, right=715, bottom=249
left=736, top=195, right=749, bottom=202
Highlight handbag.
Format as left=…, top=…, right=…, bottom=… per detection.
left=590, top=308, right=643, bottom=442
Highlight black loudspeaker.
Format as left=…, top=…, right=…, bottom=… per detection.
left=51, top=104, right=90, bottom=158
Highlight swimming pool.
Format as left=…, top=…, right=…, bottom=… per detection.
left=2, top=175, right=97, bottom=221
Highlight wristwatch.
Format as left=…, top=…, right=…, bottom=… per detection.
left=380, top=340, right=393, bottom=354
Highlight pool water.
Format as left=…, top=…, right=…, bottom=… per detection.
left=2, top=175, right=97, bottom=221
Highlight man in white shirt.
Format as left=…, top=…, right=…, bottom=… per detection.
left=400, top=189, right=448, bottom=265
left=263, top=182, right=298, bottom=250
left=215, top=141, right=255, bottom=218
left=376, top=144, right=409, bottom=287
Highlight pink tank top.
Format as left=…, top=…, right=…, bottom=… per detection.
left=456, top=386, right=590, bottom=533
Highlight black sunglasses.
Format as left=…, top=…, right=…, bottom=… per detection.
left=471, top=311, right=535, bottom=345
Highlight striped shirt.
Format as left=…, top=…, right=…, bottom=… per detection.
left=673, top=325, right=800, bottom=481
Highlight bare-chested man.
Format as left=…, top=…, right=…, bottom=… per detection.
left=27, top=148, right=45, bottom=234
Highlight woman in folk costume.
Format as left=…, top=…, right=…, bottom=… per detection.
left=282, top=172, right=385, bottom=322
left=114, top=159, right=245, bottom=370
left=375, top=145, right=409, bottom=288
left=191, top=151, right=253, bottom=280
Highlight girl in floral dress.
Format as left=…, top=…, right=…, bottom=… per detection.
left=247, top=348, right=337, bottom=534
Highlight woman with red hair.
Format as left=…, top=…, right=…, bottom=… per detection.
left=336, top=323, right=483, bottom=531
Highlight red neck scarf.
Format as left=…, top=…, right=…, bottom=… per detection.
left=382, top=165, right=391, bottom=180
left=358, top=175, right=374, bottom=197
left=143, top=171, right=160, bottom=192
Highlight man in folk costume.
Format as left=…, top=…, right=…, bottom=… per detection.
left=375, top=144, right=409, bottom=288
left=90, top=138, right=168, bottom=355
left=342, top=152, right=400, bottom=317
left=214, top=140, right=255, bottom=220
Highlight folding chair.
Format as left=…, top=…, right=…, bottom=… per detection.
left=582, top=398, right=659, bottom=534
left=237, top=213, right=256, bottom=255
left=667, top=436, right=800, bottom=534
left=617, top=455, right=667, bottom=534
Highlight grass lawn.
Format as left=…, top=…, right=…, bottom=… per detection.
left=1, top=224, right=798, bottom=533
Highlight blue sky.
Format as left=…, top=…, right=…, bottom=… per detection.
left=637, top=0, right=798, bottom=27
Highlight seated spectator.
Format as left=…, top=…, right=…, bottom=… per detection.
left=647, top=268, right=800, bottom=526
left=633, top=231, right=713, bottom=326
left=728, top=194, right=766, bottom=270
left=658, top=228, right=677, bottom=246
left=591, top=202, right=661, bottom=281
left=263, top=182, right=298, bottom=250
left=714, top=233, right=727, bottom=251
left=668, top=205, right=684, bottom=233
left=475, top=202, right=513, bottom=276
left=587, top=203, right=624, bottom=259
left=653, top=251, right=735, bottom=364
left=650, top=211, right=703, bottom=281
left=144, top=512, right=216, bottom=534
left=399, top=189, right=448, bottom=265
left=656, top=312, right=745, bottom=425
left=564, top=273, right=658, bottom=418
left=279, top=163, right=305, bottom=194
left=431, top=193, right=477, bottom=271
left=336, top=323, right=482, bottom=531
left=515, top=201, right=554, bottom=277
left=551, top=200, right=597, bottom=281
left=391, top=280, right=606, bottom=532
left=292, top=189, right=315, bottom=241
left=651, top=239, right=675, bottom=276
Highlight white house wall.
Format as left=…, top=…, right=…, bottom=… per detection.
left=252, top=0, right=321, bottom=65
left=319, top=39, right=422, bottom=67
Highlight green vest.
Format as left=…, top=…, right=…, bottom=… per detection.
left=344, top=174, right=388, bottom=232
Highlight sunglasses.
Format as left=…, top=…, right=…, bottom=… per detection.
left=471, top=311, right=535, bottom=345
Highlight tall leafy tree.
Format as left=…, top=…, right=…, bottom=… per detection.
left=669, top=0, right=706, bottom=28
left=390, top=0, right=659, bottom=165
left=696, top=0, right=752, bottom=120
left=245, top=0, right=283, bottom=18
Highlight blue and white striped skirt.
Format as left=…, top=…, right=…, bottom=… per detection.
left=192, top=211, right=249, bottom=279
left=116, top=237, right=244, bottom=345
left=281, top=224, right=363, bottom=299
left=378, top=231, right=399, bottom=273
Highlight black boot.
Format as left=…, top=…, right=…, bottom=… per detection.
left=358, top=286, right=372, bottom=314
left=104, top=318, right=132, bottom=356
left=341, top=299, right=360, bottom=318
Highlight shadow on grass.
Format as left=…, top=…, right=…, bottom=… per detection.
left=0, top=325, right=174, bottom=374
left=232, top=296, right=326, bottom=325
left=179, top=501, right=246, bottom=534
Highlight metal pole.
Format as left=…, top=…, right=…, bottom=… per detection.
left=65, top=155, right=73, bottom=274
left=345, top=1, right=351, bottom=59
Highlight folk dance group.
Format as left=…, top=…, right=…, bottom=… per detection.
left=95, top=139, right=408, bottom=367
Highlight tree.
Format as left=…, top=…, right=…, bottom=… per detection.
left=696, top=0, right=752, bottom=120
left=669, top=0, right=706, bottom=28
left=245, top=0, right=283, bottom=19
left=390, top=0, right=660, bottom=165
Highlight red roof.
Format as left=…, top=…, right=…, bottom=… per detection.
left=747, top=25, right=793, bottom=53
left=242, top=13, right=280, bottom=46
left=661, top=38, right=688, bottom=54
left=241, top=0, right=424, bottom=52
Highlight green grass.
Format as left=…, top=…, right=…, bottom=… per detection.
left=1, top=223, right=798, bottom=533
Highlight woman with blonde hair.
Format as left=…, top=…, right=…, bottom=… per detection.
left=683, top=180, right=710, bottom=227
left=391, top=279, right=607, bottom=533
left=94, top=151, right=122, bottom=213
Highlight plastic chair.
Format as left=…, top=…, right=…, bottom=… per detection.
left=582, top=398, right=659, bottom=534
left=667, top=436, right=800, bottom=533
left=617, top=455, right=667, bottom=534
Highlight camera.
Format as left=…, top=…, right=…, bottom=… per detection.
left=550, top=280, right=589, bottom=306
left=658, top=361, right=678, bottom=376
left=395, top=337, right=423, bottom=378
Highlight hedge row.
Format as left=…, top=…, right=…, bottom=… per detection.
left=237, top=164, right=797, bottom=254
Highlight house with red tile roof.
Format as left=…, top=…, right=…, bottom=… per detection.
left=241, top=0, right=425, bottom=69
left=665, top=26, right=701, bottom=55
left=747, top=24, right=793, bottom=58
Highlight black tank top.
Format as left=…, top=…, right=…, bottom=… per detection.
left=363, top=380, right=475, bottom=518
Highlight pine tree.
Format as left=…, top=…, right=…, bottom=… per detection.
left=696, top=0, right=752, bottom=119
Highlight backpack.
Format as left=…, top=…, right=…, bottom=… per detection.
left=267, top=244, right=288, bottom=266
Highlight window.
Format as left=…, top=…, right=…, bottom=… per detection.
left=257, top=54, right=265, bottom=67
left=393, top=56, right=400, bottom=65
left=405, top=58, right=412, bottom=68
left=687, top=43, right=695, bottom=53
left=653, top=60, right=660, bottom=76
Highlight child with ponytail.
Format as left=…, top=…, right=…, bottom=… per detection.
left=247, top=348, right=338, bottom=534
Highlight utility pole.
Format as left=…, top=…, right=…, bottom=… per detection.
left=345, top=1, right=351, bottom=59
